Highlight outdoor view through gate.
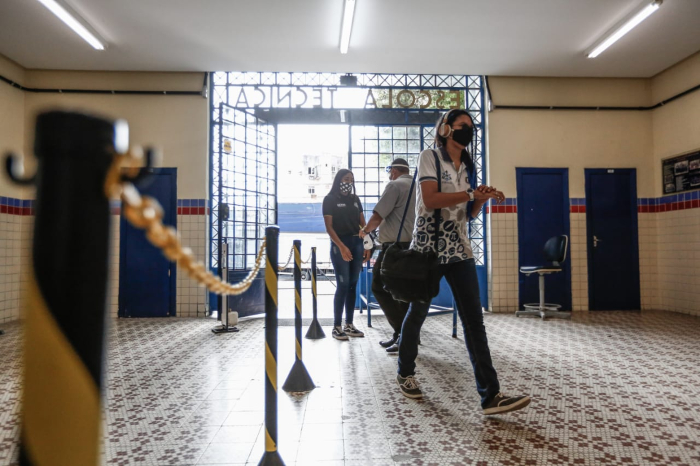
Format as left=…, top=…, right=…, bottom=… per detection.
left=210, top=72, right=488, bottom=314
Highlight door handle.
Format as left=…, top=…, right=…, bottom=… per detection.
left=593, top=235, right=602, bottom=248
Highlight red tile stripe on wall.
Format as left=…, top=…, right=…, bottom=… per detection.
left=11, top=196, right=700, bottom=216
left=640, top=200, right=700, bottom=213
left=0, top=198, right=33, bottom=216
left=485, top=196, right=700, bottom=214
left=107, top=199, right=210, bottom=216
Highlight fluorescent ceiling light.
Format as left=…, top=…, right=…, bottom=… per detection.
left=36, top=0, right=106, bottom=50
left=339, top=0, right=356, bottom=54
left=587, top=0, right=661, bottom=58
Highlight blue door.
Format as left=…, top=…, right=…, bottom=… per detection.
left=516, top=168, right=572, bottom=311
left=585, top=169, right=640, bottom=311
left=119, top=168, right=177, bottom=317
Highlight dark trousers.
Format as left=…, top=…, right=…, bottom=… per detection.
left=397, top=258, right=500, bottom=408
left=372, top=243, right=410, bottom=339
left=329, top=236, right=364, bottom=327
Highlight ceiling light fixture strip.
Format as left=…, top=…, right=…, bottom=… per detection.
left=587, top=0, right=662, bottom=58
left=36, top=0, right=106, bottom=50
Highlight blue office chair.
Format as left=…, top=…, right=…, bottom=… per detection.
left=516, top=235, right=571, bottom=320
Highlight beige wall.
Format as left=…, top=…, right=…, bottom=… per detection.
left=651, top=51, right=700, bottom=197
left=0, top=55, right=26, bottom=198
left=20, top=70, right=209, bottom=199
left=649, top=51, right=700, bottom=317
left=486, top=53, right=700, bottom=199
left=0, top=58, right=208, bottom=198
left=487, top=77, right=654, bottom=197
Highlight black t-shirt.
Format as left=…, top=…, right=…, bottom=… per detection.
left=322, top=192, right=364, bottom=237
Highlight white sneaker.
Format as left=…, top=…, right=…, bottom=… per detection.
left=343, top=323, right=364, bottom=337
left=482, top=392, right=531, bottom=415
left=332, top=326, right=349, bottom=341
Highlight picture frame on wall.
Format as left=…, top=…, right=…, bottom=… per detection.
left=662, top=148, right=700, bottom=195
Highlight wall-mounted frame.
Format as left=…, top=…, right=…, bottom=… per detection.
left=662, top=148, right=700, bottom=195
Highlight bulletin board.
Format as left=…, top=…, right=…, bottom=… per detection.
left=662, top=149, right=700, bottom=194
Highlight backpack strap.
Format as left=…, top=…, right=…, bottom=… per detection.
left=431, top=150, right=442, bottom=252
left=395, top=170, right=417, bottom=243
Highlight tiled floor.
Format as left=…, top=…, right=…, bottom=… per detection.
left=1, top=310, right=700, bottom=465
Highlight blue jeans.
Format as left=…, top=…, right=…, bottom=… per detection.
left=330, top=236, right=364, bottom=327
left=397, top=258, right=500, bottom=408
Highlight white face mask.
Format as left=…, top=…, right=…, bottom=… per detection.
left=339, top=182, right=353, bottom=194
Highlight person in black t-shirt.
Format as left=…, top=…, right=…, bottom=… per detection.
left=322, top=169, right=370, bottom=340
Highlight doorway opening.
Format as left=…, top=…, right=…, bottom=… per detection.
left=277, top=124, right=348, bottom=319
left=209, top=72, right=488, bottom=318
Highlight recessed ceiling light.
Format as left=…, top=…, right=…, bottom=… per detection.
left=587, top=0, right=662, bottom=58
left=36, top=0, right=106, bottom=50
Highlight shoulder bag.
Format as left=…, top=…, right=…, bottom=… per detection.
left=380, top=150, right=442, bottom=303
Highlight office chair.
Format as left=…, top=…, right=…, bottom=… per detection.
left=516, top=235, right=571, bottom=320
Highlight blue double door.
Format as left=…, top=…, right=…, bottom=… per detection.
left=516, top=168, right=640, bottom=312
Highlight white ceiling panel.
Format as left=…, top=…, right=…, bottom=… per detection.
left=0, top=0, right=698, bottom=77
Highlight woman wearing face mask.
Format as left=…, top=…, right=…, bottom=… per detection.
left=323, top=169, right=371, bottom=340
left=395, top=109, right=531, bottom=416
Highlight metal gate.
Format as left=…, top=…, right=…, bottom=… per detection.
left=211, top=104, right=276, bottom=316
left=213, top=104, right=276, bottom=271
left=349, top=118, right=487, bottom=307
left=209, top=72, right=488, bottom=309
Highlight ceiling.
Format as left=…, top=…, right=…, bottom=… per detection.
left=1, top=0, right=699, bottom=78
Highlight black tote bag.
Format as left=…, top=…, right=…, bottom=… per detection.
left=380, top=151, right=442, bottom=303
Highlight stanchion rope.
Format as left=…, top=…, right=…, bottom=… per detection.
left=105, top=149, right=265, bottom=296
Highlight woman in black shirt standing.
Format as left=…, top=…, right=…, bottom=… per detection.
left=323, top=169, right=370, bottom=340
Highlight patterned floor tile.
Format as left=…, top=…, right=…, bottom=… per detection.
left=1, top=310, right=700, bottom=465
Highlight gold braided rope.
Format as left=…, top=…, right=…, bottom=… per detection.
left=105, top=150, right=266, bottom=296
left=301, top=251, right=312, bottom=265
left=277, top=247, right=312, bottom=271
left=278, top=246, right=294, bottom=271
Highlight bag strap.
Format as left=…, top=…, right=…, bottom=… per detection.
left=395, top=169, right=418, bottom=243
left=431, top=150, right=442, bottom=252
left=395, top=150, right=442, bottom=248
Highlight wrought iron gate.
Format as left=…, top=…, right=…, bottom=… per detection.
left=210, top=72, right=487, bottom=307
left=212, top=104, right=276, bottom=272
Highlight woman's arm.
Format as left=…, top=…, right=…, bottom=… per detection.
left=324, top=215, right=353, bottom=261
left=471, top=186, right=504, bottom=218
left=421, top=181, right=500, bottom=210
left=358, top=212, right=371, bottom=262
left=470, top=198, right=488, bottom=219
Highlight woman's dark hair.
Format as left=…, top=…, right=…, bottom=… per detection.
left=434, top=109, right=476, bottom=175
left=329, top=168, right=355, bottom=196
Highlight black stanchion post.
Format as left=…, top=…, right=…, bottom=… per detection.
left=259, top=226, right=285, bottom=466
left=366, top=265, right=372, bottom=327
left=212, top=240, right=239, bottom=334
left=452, top=304, right=458, bottom=338
left=305, top=247, right=324, bottom=339
left=282, top=240, right=315, bottom=393
left=6, top=111, right=115, bottom=465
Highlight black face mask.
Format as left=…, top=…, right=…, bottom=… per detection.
left=451, top=126, right=474, bottom=147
